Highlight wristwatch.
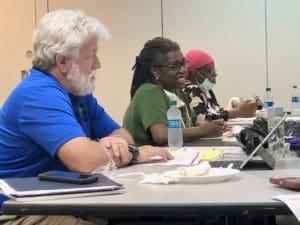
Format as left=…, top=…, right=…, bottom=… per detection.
left=128, top=144, right=139, bottom=165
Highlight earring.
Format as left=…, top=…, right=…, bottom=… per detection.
left=153, top=72, right=159, bottom=81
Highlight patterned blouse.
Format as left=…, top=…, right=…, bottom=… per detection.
left=183, top=81, right=227, bottom=121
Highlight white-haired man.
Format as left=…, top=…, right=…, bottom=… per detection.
left=0, top=9, right=172, bottom=225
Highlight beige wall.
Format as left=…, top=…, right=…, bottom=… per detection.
left=0, top=0, right=35, bottom=101
left=1, top=0, right=300, bottom=124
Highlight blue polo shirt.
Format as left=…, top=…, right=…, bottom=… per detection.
left=0, top=67, right=120, bottom=211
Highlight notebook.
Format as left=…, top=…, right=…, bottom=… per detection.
left=0, top=173, right=124, bottom=201
left=210, top=113, right=287, bottom=170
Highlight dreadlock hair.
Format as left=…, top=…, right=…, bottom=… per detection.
left=130, top=37, right=180, bottom=99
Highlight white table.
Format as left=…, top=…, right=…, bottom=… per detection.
left=3, top=163, right=300, bottom=218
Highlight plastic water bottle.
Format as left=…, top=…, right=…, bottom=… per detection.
left=266, top=107, right=285, bottom=159
left=290, top=85, right=300, bottom=115
left=266, top=107, right=284, bottom=132
left=167, top=100, right=183, bottom=148
left=263, top=87, right=274, bottom=108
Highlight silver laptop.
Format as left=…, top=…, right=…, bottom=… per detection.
left=210, top=113, right=287, bottom=170
left=239, top=112, right=287, bottom=169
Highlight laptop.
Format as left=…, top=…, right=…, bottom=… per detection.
left=210, top=113, right=287, bottom=170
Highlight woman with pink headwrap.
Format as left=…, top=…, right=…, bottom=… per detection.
left=123, top=38, right=227, bottom=147
left=183, top=49, right=256, bottom=122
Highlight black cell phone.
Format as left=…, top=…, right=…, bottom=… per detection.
left=38, top=171, right=98, bottom=184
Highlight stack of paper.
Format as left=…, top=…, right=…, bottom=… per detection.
left=226, top=117, right=255, bottom=130
left=148, top=147, right=246, bottom=166
left=273, top=194, right=300, bottom=223
left=159, top=147, right=244, bottom=166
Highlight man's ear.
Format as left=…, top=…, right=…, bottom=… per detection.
left=55, top=55, right=71, bottom=74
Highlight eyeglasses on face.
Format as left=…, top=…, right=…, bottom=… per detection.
left=157, top=60, right=188, bottom=72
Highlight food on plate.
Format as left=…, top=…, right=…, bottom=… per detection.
left=176, top=161, right=211, bottom=176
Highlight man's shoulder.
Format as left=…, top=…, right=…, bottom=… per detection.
left=22, top=68, right=69, bottom=97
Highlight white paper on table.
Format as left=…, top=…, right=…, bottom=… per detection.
left=146, top=146, right=246, bottom=166
left=154, top=149, right=202, bottom=166
left=226, top=117, right=256, bottom=127
left=273, top=194, right=300, bottom=222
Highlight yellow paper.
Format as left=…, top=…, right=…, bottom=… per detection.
left=201, top=149, right=223, bottom=161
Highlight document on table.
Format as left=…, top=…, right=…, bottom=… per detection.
left=148, top=146, right=245, bottom=166
left=273, top=194, right=300, bottom=222
left=226, top=117, right=255, bottom=127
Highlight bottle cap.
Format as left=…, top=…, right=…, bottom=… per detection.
left=169, top=100, right=177, bottom=106
left=266, top=87, right=271, bottom=91
left=293, top=85, right=298, bottom=88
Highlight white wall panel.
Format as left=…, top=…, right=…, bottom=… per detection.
left=2, top=0, right=298, bottom=121
left=163, top=0, right=266, bottom=109
left=267, top=0, right=300, bottom=111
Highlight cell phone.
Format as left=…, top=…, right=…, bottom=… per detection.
left=269, top=177, right=300, bottom=190
left=38, top=171, right=98, bottom=184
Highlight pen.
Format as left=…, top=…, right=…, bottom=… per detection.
left=191, top=151, right=201, bottom=165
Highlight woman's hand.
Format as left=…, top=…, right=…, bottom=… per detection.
left=199, top=119, right=225, bottom=137
left=237, top=100, right=257, bottom=117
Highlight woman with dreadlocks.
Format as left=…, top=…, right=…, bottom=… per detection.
left=123, top=37, right=225, bottom=146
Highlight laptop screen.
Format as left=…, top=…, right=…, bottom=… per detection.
left=239, top=113, right=287, bottom=169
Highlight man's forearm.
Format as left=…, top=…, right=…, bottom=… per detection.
left=110, top=128, right=134, bottom=145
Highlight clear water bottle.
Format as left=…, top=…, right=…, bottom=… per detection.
left=267, top=107, right=284, bottom=132
left=167, top=100, right=183, bottom=148
left=290, top=85, right=300, bottom=115
left=263, top=87, right=274, bottom=108
left=266, top=107, right=285, bottom=159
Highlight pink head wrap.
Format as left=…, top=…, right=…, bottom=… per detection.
left=184, top=49, right=214, bottom=79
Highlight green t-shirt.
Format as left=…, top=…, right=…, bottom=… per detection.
left=123, top=83, right=196, bottom=146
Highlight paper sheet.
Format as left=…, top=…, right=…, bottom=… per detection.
left=147, top=146, right=245, bottom=166
left=162, top=148, right=203, bottom=165
left=273, top=194, right=300, bottom=222
left=226, top=117, right=256, bottom=126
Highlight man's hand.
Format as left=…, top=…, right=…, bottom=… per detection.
left=98, top=136, right=131, bottom=167
left=99, top=137, right=174, bottom=167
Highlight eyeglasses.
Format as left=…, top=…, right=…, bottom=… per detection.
left=158, top=60, right=188, bottom=72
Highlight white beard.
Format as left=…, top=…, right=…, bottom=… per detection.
left=67, top=64, right=96, bottom=96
